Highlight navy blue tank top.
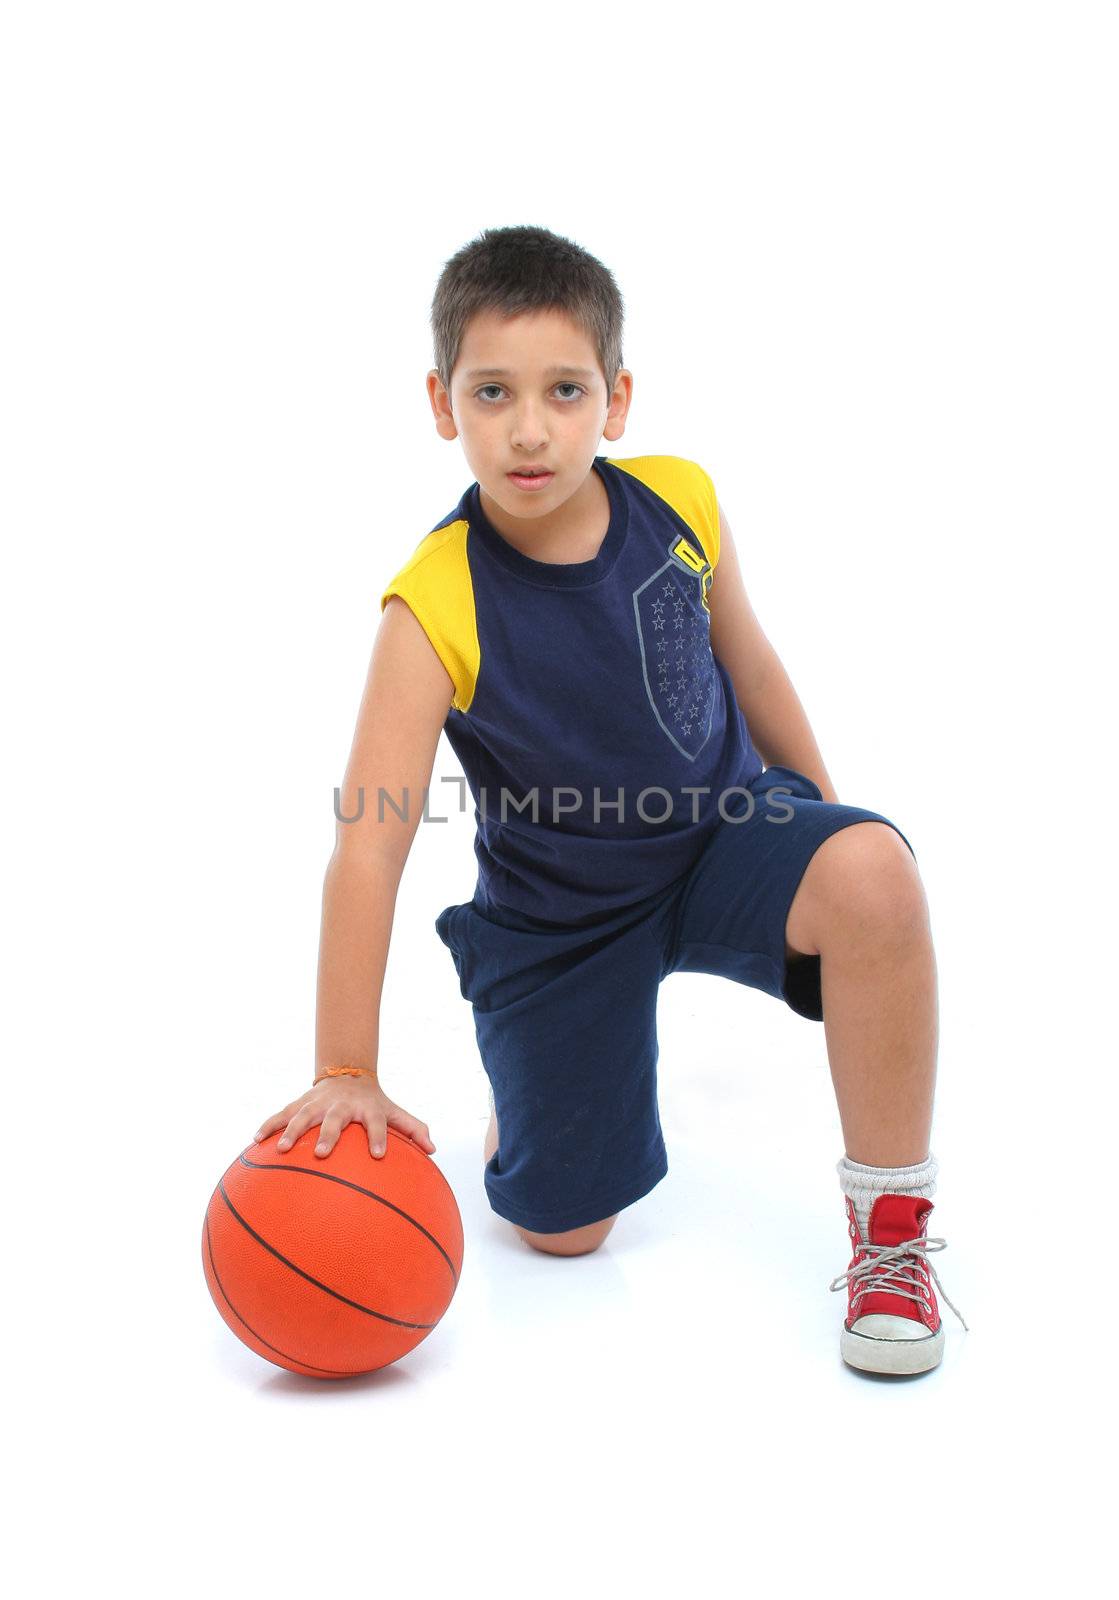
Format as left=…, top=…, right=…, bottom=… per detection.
left=381, top=454, right=763, bottom=927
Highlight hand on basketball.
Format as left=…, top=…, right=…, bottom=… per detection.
left=253, top=1080, right=436, bottom=1161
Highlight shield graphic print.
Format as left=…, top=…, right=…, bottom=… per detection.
left=633, top=536, right=718, bottom=760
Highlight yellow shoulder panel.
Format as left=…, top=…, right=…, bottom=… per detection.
left=606, top=455, right=721, bottom=570
left=380, top=518, right=480, bottom=714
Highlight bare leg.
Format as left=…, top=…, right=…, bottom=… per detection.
left=785, top=822, right=937, bottom=1167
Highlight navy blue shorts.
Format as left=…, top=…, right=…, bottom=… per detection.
left=434, top=765, right=915, bottom=1235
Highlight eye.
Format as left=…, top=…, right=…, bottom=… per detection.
left=473, top=382, right=586, bottom=404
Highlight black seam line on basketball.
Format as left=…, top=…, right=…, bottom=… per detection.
left=203, top=1207, right=362, bottom=1378
left=218, top=1180, right=437, bottom=1329
left=237, top=1148, right=459, bottom=1284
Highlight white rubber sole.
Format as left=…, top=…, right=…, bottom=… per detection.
left=841, top=1323, right=945, bottom=1375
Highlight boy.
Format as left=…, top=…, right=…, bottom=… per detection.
left=252, top=224, right=967, bottom=1376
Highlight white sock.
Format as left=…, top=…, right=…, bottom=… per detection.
left=836, top=1151, right=939, bottom=1241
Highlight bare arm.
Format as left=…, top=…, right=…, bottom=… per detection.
left=707, top=502, right=839, bottom=804
left=314, top=595, right=456, bottom=1082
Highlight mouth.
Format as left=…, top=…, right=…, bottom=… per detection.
left=508, top=467, right=555, bottom=489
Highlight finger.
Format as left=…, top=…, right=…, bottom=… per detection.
left=276, top=1108, right=318, bottom=1152
left=387, top=1111, right=437, bottom=1154
left=253, top=1109, right=292, bottom=1143
left=312, top=1111, right=346, bottom=1157
left=362, top=1112, right=389, bottom=1159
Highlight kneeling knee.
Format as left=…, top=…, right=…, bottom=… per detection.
left=515, top=1214, right=619, bottom=1256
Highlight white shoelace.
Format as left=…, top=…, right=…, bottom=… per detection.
left=829, top=1235, right=970, bottom=1331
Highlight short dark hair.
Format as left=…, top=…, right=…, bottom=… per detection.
left=431, top=224, right=625, bottom=393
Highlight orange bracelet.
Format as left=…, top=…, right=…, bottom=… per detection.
left=313, top=1065, right=379, bottom=1087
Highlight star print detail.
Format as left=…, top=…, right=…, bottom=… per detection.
left=636, top=564, right=719, bottom=758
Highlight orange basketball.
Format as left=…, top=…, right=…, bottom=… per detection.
left=202, top=1121, right=464, bottom=1378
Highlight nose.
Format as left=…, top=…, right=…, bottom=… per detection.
left=510, top=401, right=549, bottom=452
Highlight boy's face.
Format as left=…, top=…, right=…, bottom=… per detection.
left=428, top=307, right=632, bottom=520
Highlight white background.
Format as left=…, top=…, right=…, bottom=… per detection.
left=5, top=1, right=1114, bottom=1592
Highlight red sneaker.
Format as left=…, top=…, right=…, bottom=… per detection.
left=830, top=1193, right=969, bottom=1375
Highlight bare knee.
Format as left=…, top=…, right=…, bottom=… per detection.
left=515, top=1214, right=619, bottom=1256
left=788, top=821, right=926, bottom=954
left=831, top=822, right=925, bottom=927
